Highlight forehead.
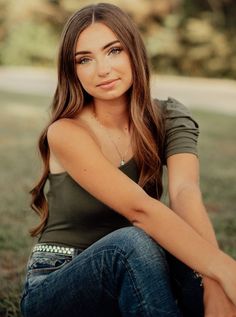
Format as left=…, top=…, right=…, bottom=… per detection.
left=76, top=22, right=118, bottom=50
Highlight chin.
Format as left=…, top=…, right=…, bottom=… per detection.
left=94, top=90, right=127, bottom=101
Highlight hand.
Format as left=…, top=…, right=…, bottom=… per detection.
left=213, top=252, right=236, bottom=307
left=203, top=277, right=236, bottom=317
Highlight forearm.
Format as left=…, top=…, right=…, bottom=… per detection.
left=169, top=185, right=220, bottom=286
left=134, top=196, right=231, bottom=282
left=162, top=154, right=236, bottom=306
left=169, top=185, right=218, bottom=248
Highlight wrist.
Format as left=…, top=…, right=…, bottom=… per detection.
left=202, top=275, right=220, bottom=293
left=203, top=275, right=217, bottom=285
left=209, top=250, right=233, bottom=283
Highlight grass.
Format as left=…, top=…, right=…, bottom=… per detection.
left=0, top=89, right=235, bottom=316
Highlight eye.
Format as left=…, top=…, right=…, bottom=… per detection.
left=76, top=57, right=91, bottom=65
left=108, top=47, right=123, bottom=55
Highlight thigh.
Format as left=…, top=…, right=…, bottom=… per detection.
left=21, top=227, right=182, bottom=317
left=20, top=247, right=121, bottom=317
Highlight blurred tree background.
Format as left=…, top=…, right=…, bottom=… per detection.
left=0, top=0, right=236, bottom=78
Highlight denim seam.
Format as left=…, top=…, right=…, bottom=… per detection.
left=111, top=246, right=152, bottom=317
left=71, top=245, right=150, bottom=316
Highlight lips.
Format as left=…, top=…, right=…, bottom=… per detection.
left=97, top=79, right=119, bottom=87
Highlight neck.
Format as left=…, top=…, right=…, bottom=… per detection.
left=91, top=97, right=130, bottom=132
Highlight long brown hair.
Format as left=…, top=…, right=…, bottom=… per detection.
left=30, top=3, right=165, bottom=237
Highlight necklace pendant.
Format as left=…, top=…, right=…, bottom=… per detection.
left=120, top=159, right=125, bottom=166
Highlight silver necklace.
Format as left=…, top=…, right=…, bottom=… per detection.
left=92, top=109, right=131, bottom=166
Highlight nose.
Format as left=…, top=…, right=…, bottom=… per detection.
left=96, top=57, right=111, bottom=77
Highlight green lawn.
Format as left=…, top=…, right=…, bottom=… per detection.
left=0, top=90, right=235, bottom=316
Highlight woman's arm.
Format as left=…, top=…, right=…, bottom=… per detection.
left=167, top=154, right=218, bottom=246
left=47, top=119, right=236, bottom=305
left=167, top=153, right=236, bottom=315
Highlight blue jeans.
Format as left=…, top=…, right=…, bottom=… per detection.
left=20, top=227, right=204, bottom=317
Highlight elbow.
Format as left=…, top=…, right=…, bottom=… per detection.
left=130, top=209, right=147, bottom=227
left=120, top=189, right=159, bottom=231
left=169, top=183, right=203, bottom=211
left=170, top=183, right=202, bottom=201
left=130, top=195, right=158, bottom=230
left=128, top=210, right=148, bottom=229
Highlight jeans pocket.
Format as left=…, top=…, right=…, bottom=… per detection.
left=28, top=251, right=72, bottom=274
left=26, top=252, right=72, bottom=290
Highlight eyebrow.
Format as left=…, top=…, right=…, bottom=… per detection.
left=75, top=40, right=120, bottom=56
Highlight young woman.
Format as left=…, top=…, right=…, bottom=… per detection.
left=20, top=3, right=236, bottom=317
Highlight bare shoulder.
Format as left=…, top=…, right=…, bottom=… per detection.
left=48, top=117, right=85, bottom=137
left=47, top=117, right=101, bottom=173
left=47, top=117, right=99, bottom=150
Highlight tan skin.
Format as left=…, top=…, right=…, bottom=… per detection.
left=168, top=155, right=236, bottom=316
left=49, top=23, right=236, bottom=315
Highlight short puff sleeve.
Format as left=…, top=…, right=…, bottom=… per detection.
left=158, top=97, right=199, bottom=164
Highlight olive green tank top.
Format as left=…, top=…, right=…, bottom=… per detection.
left=38, top=98, right=199, bottom=249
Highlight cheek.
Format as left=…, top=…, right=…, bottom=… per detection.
left=126, top=60, right=133, bottom=85
left=76, top=66, right=94, bottom=87
left=117, top=56, right=132, bottom=78
left=122, top=61, right=133, bottom=85
left=76, top=68, right=97, bottom=96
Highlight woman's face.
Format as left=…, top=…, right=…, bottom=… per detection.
left=75, top=22, right=133, bottom=101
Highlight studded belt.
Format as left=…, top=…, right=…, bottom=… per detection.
left=32, top=243, right=76, bottom=256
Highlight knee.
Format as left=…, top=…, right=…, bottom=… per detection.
left=103, top=226, right=166, bottom=260
left=90, top=226, right=169, bottom=280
